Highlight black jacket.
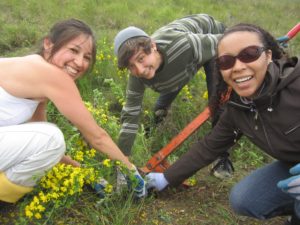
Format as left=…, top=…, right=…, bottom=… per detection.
left=164, top=57, right=300, bottom=186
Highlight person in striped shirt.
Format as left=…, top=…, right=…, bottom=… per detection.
left=114, top=14, right=233, bottom=178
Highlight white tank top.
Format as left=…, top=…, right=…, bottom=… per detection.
left=0, top=87, right=39, bottom=126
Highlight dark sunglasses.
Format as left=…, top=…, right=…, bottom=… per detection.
left=216, top=45, right=266, bottom=70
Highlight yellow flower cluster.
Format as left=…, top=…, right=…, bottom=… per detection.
left=181, top=85, right=193, bottom=100
left=186, top=177, right=197, bottom=186
left=25, top=163, right=96, bottom=220
left=71, top=138, right=97, bottom=162
left=96, top=51, right=105, bottom=62
left=104, top=184, right=113, bottom=193
left=84, top=101, right=108, bottom=125
left=102, top=159, right=112, bottom=167
left=202, top=90, right=208, bottom=100
left=95, top=39, right=113, bottom=63
left=96, top=51, right=113, bottom=62
left=116, top=67, right=128, bottom=79
left=74, top=148, right=96, bottom=162
left=25, top=196, right=45, bottom=219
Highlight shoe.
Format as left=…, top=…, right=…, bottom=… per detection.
left=211, top=155, right=234, bottom=179
left=154, top=108, right=168, bottom=124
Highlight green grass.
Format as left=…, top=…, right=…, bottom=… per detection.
left=1, top=0, right=299, bottom=56
left=1, top=1, right=299, bottom=224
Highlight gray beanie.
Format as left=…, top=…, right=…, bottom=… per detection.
left=113, top=26, right=149, bottom=55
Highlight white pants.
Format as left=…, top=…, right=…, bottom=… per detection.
left=0, top=122, right=65, bottom=187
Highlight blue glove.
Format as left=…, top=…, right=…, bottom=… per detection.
left=277, top=163, right=300, bottom=200
left=127, top=166, right=147, bottom=198
left=145, top=172, right=169, bottom=191
left=276, top=35, right=289, bottom=48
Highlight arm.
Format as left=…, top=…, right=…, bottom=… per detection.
left=164, top=109, right=238, bottom=186
left=153, top=14, right=224, bottom=65
left=118, top=76, right=146, bottom=155
left=185, top=14, right=226, bottom=34
left=183, top=14, right=225, bottom=64
left=34, top=65, right=135, bottom=169
left=189, top=32, right=222, bottom=64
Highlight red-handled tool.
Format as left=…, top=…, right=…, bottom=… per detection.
left=286, top=23, right=300, bottom=40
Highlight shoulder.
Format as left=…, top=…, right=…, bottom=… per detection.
left=23, top=54, right=54, bottom=70
left=1, top=54, right=56, bottom=75
left=20, top=55, right=68, bottom=82
left=4, top=54, right=72, bottom=89
left=0, top=54, right=71, bottom=100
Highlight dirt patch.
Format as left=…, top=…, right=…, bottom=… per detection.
left=133, top=168, right=287, bottom=225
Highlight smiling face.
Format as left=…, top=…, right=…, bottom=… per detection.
left=127, top=42, right=162, bottom=79
left=44, top=34, right=93, bottom=80
left=217, top=31, right=272, bottom=98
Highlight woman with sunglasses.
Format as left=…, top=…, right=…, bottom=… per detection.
left=146, top=23, right=300, bottom=224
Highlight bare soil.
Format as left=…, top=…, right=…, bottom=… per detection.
left=132, top=168, right=287, bottom=225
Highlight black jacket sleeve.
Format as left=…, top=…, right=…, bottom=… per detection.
left=164, top=108, right=238, bottom=186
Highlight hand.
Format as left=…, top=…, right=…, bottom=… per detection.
left=276, top=35, right=289, bottom=48
left=277, top=163, right=300, bottom=200
left=145, top=172, right=169, bottom=191
left=128, top=166, right=147, bottom=198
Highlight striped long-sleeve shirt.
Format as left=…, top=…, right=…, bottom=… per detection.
left=118, top=14, right=225, bottom=155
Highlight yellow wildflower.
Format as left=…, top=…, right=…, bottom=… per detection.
left=104, top=184, right=113, bottom=193
left=25, top=209, right=33, bottom=218
left=74, top=151, right=84, bottom=161
left=34, top=212, right=42, bottom=219
left=39, top=192, right=48, bottom=203
left=202, top=90, right=208, bottom=100
left=103, top=159, right=111, bottom=167
left=37, top=205, right=45, bottom=212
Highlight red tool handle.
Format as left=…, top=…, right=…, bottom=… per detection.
left=287, top=23, right=300, bottom=39
left=141, top=107, right=210, bottom=173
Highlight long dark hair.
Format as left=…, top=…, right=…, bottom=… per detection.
left=37, top=18, right=97, bottom=71
left=209, top=23, right=285, bottom=119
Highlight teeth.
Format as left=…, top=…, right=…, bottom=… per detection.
left=235, top=76, right=252, bottom=83
left=65, top=66, right=78, bottom=76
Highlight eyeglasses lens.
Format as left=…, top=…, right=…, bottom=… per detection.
left=217, top=46, right=265, bottom=70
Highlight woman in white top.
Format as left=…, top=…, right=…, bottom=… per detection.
left=0, top=19, right=146, bottom=203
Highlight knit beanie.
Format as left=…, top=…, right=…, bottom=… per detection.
left=114, top=26, right=149, bottom=55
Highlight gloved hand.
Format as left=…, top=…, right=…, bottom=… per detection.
left=276, top=35, right=289, bottom=48
left=145, top=172, right=169, bottom=191
left=127, top=166, right=147, bottom=198
left=277, top=163, right=300, bottom=200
